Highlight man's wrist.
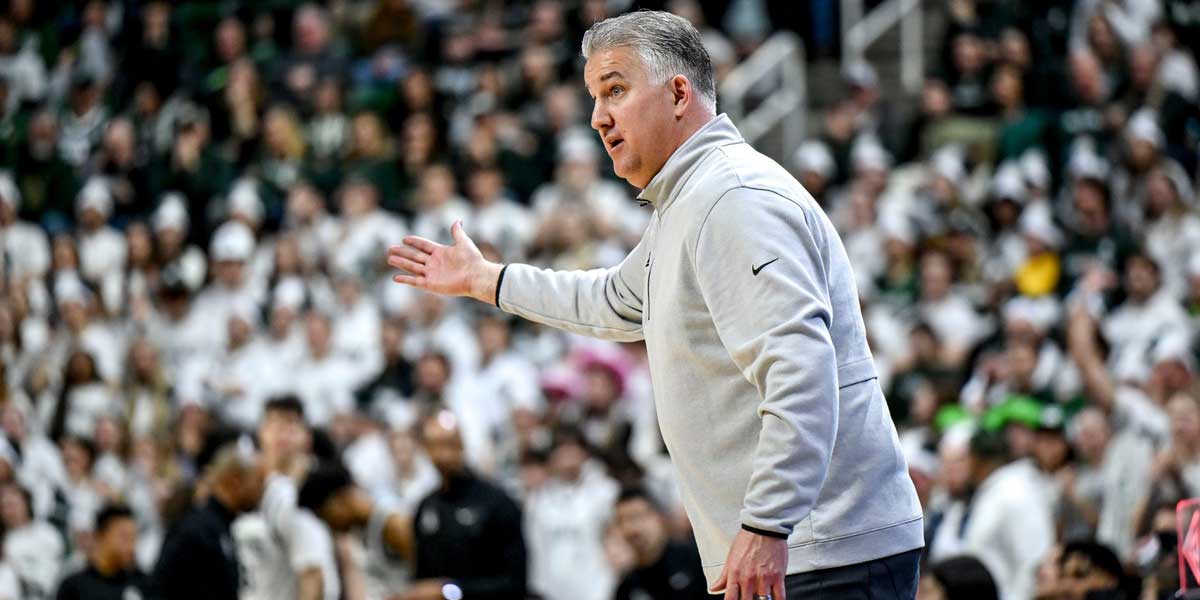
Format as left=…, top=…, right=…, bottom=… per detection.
left=741, top=523, right=789, bottom=539
left=473, top=261, right=505, bottom=305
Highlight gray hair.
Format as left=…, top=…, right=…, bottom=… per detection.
left=582, top=10, right=716, bottom=111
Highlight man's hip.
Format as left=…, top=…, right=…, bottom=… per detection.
left=781, top=548, right=921, bottom=599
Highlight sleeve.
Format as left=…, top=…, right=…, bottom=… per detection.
left=496, top=237, right=648, bottom=342
left=693, top=188, right=839, bottom=537
left=457, top=496, right=527, bottom=600
left=261, top=473, right=299, bottom=539
left=289, top=512, right=335, bottom=573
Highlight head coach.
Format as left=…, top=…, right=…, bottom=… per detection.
left=388, top=10, right=924, bottom=600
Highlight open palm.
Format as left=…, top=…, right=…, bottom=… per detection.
left=387, top=221, right=497, bottom=301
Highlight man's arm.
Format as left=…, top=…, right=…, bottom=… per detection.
left=694, top=188, right=839, bottom=537
left=297, top=568, right=324, bottom=600
left=388, top=221, right=647, bottom=342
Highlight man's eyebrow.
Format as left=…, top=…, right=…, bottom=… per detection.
left=599, top=71, right=625, bottom=82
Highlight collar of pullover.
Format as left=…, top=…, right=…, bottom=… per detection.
left=636, top=114, right=743, bottom=212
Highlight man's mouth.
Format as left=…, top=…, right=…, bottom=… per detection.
left=607, top=137, right=624, bottom=151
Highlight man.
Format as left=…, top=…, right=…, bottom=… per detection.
left=233, top=396, right=340, bottom=600
left=526, top=426, right=619, bottom=600
left=955, top=431, right=1053, bottom=600
left=55, top=505, right=153, bottom=600
left=296, top=460, right=414, bottom=600
left=407, top=410, right=526, bottom=600
left=612, top=487, right=709, bottom=600
left=387, top=10, right=922, bottom=599
left=153, top=443, right=265, bottom=600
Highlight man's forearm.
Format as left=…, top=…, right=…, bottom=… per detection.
left=297, top=567, right=323, bottom=600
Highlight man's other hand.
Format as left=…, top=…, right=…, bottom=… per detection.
left=710, top=528, right=787, bottom=600
left=388, top=220, right=503, bottom=304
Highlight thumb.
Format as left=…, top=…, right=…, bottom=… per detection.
left=710, top=564, right=728, bottom=593
left=451, top=220, right=468, bottom=245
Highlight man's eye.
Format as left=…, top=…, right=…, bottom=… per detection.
left=611, top=86, right=624, bottom=97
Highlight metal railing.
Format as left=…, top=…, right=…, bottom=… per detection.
left=719, top=32, right=807, bottom=163
left=842, top=0, right=924, bottom=94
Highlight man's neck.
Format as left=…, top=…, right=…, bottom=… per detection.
left=636, top=536, right=669, bottom=569
left=92, top=552, right=123, bottom=578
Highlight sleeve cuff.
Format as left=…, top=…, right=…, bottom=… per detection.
left=741, top=524, right=789, bottom=539
left=494, top=264, right=509, bottom=308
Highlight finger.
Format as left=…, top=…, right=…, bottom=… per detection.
left=388, top=245, right=429, bottom=264
left=387, top=255, right=426, bottom=275
left=392, top=274, right=427, bottom=288
left=772, top=576, right=785, bottom=600
left=450, top=220, right=468, bottom=245
left=710, top=564, right=728, bottom=595
left=402, top=236, right=440, bottom=254
left=723, top=578, right=739, bottom=600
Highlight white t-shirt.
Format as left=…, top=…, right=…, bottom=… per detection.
left=0, top=561, right=20, bottom=600
left=234, top=476, right=340, bottom=600
left=4, top=520, right=63, bottom=600
left=363, top=500, right=412, bottom=600
left=525, top=467, right=619, bottom=600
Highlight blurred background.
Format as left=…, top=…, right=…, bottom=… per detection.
left=0, top=0, right=1197, bottom=599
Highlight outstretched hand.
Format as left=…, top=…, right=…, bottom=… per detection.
left=387, top=221, right=504, bottom=304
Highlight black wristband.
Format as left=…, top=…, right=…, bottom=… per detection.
left=741, top=524, right=789, bottom=539
left=494, top=264, right=509, bottom=308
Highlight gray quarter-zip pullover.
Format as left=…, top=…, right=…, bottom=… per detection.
left=497, top=115, right=923, bottom=584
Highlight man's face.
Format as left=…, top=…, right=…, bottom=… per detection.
left=422, top=417, right=466, bottom=479
left=585, top=47, right=679, bottom=188
left=259, top=409, right=306, bottom=458
left=97, top=517, right=138, bottom=571
left=615, top=497, right=665, bottom=563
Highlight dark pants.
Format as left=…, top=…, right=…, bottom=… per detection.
left=783, top=548, right=922, bottom=599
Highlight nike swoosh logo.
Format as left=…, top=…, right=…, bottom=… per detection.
left=752, top=257, right=779, bottom=276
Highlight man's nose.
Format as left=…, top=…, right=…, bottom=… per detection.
left=591, top=100, right=611, bottom=132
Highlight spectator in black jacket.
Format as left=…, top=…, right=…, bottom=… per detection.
left=152, top=443, right=264, bottom=600
left=612, top=487, right=709, bottom=600
left=409, top=409, right=527, bottom=600
left=56, top=504, right=154, bottom=600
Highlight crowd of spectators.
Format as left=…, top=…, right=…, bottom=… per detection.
left=0, top=0, right=1198, bottom=599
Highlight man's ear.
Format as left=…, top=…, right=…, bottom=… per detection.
left=671, top=75, right=690, bottom=118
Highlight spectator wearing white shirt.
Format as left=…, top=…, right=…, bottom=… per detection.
left=1141, top=163, right=1200, bottom=300
left=526, top=427, right=619, bottom=600
left=284, top=182, right=339, bottom=272
left=917, top=248, right=992, bottom=369
left=259, top=276, right=308, bottom=372
left=192, top=220, right=266, bottom=353
left=234, top=397, right=341, bottom=600
left=330, top=272, right=383, bottom=373
left=0, top=172, right=50, bottom=281
left=411, top=163, right=471, bottom=246
left=1101, top=253, right=1191, bottom=383
left=0, top=400, right=67, bottom=519
left=0, top=482, right=63, bottom=600
left=530, top=132, right=644, bottom=246
left=226, top=178, right=276, bottom=288
left=152, top=193, right=207, bottom=292
left=193, top=306, right=280, bottom=431
left=955, top=431, right=1053, bottom=600
left=331, top=179, right=406, bottom=280
left=74, top=179, right=126, bottom=291
left=48, top=274, right=124, bottom=384
left=291, top=312, right=361, bottom=428
left=466, top=166, right=533, bottom=263
left=791, top=139, right=836, bottom=207
left=450, top=315, right=540, bottom=477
